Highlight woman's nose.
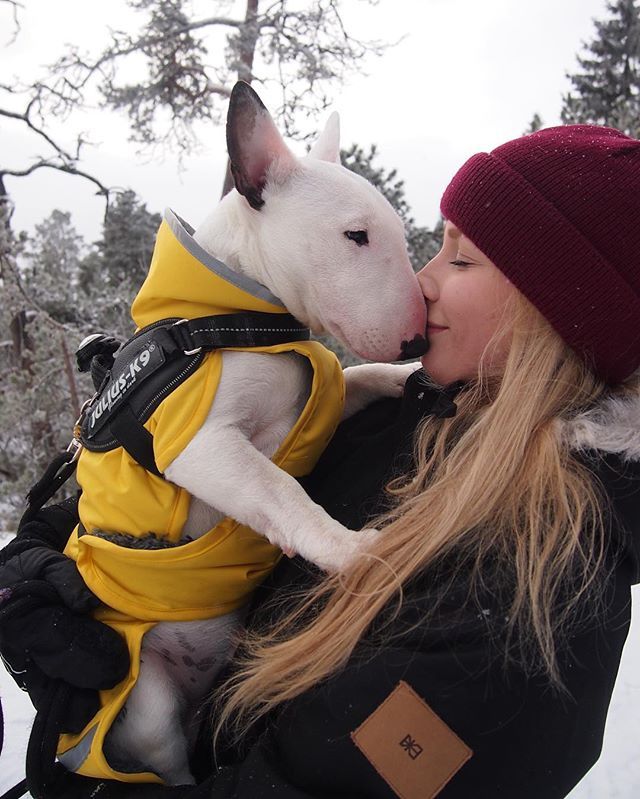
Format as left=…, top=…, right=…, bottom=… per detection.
left=417, top=263, right=439, bottom=302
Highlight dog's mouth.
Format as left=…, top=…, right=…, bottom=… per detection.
left=325, top=320, right=431, bottom=362
left=324, top=320, right=369, bottom=360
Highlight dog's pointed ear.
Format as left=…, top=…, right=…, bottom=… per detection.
left=308, top=112, right=341, bottom=164
left=226, top=81, right=297, bottom=210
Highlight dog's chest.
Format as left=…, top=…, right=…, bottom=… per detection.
left=181, top=350, right=313, bottom=539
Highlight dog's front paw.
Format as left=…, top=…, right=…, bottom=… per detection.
left=315, top=527, right=380, bottom=573
left=342, top=362, right=422, bottom=419
left=380, top=362, right=423, bottom=398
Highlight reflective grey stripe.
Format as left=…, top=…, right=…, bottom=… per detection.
left=58, top=725, right=98, bottom=772
left=164, top=208, right=285, bottom=308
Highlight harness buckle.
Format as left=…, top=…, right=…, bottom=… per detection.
left=66, top=394, right=96, bottom=463
left=65, top=437, right=83, bottom=463
left=173, top=318, right=203, bottom=356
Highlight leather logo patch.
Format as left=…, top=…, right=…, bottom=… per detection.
left=351, top=681, right=472, bottom=799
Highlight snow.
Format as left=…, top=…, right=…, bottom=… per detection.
left=566, top=591, right=640, bottom=799
left=0, top=670, right=34, bottom=795
left=1, top=530, right=640, bottom=797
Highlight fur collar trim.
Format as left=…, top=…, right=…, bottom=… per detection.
left=560, top=372, right=640, bottom=462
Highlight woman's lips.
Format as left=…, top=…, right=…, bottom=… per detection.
left=426, top=324, right=448, bottom=334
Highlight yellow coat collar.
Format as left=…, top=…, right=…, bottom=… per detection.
left=131, top=209, right=289, bottom=329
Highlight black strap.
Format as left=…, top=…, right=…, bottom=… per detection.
left=26, top=682, right=70, bottom=799
left=110, top=405, right=162, bottom=476
left=20, top=452, right=78, bottom=528
left=170, top=312, right=310, bottom=352
left=0, top=779, right=29, bottom=799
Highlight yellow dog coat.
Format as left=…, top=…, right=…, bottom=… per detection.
left=58, top=210, right=345, bottom=782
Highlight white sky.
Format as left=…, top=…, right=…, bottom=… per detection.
left=1, top=0, right=609, bottom=244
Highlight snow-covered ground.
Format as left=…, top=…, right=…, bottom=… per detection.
left=1, top=531, right=640, bottom=797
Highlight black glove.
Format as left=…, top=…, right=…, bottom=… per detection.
left=0, top=498, right=130, bottom=734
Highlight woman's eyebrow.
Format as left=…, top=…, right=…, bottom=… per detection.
left=444, top=224, right=461, bottom=241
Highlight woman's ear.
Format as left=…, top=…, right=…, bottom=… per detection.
left=226, top=81, right=298, bottom=210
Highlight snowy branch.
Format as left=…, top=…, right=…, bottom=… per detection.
left=0, top=89, right=112, bottom=215
left=0, top=0, right=23, bottom=45
left=36, top=0, right=390, bottom=153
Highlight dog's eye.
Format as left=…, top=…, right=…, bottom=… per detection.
left=344, top=230, right=369, bottom=247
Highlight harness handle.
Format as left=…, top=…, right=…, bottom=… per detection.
left=76, top=333, right=121, bottom=390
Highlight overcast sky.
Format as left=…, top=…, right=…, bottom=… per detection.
left=2, top=0, right=610, bottom=244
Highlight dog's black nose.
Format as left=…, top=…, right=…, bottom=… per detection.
left=398, top=334, right=429, bottom=360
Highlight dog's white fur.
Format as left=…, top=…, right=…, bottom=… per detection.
left=103, top=88, right=426, bottom=784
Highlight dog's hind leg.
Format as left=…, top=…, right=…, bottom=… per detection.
left=104, top=649, right=195, bottom=786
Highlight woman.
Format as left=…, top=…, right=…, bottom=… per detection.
left=1, top=123, right=639, bottom=799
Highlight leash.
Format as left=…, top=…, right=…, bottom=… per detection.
left=25, top=682, right=71, bottom=799
left=0, top=586, right=72, bottom=799
left=0, top=780, right=28, bottom=799
left=0, top=674, right=70, bottom=799
left=0, top=700, right=28, bottom=798
left=17, top=333, right=116, bottom=528
left=0, top=700, right=26, bottom=799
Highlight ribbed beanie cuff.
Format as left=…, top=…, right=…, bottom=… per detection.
left=440, top=127, right=640, bottom=384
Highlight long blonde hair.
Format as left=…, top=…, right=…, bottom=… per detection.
left=215, top=294, right=615, bottom=743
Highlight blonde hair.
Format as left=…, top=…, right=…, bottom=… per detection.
left=214, top=293, right=614, bottom=744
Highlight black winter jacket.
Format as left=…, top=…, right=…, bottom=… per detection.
left=27, top=373, right=640, bottom=799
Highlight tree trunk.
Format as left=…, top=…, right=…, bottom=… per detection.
left=60, top=334, right=81, bottom=418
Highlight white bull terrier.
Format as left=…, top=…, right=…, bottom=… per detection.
left=92, top=82, right=428, bottom=784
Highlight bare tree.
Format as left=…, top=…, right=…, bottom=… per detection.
left=0, top=0, right=112, bottom=213
left=38, top=0, right=389, bottom=194
left=0, top=93, right=111, bottom=209
left=1, top=0, right=22, bottom=44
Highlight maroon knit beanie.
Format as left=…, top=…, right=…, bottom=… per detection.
left=440, top=125, right=640, bottom=384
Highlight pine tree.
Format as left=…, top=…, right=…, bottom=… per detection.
left=525, top=113, right=544, bottom=134
left=0, top=211, right=95, bottom=521
left=79, top=190, right=162, bottom=339
left=0, top=194, right=161, bottom=523
left=23, top=210, right=85, bottom=323
left=80, top=191, right=161, bottom=292
left=562, top=0, right=640, bottom=136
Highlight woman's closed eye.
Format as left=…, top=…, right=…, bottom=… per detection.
left=449, top=259, right=473, bottom=268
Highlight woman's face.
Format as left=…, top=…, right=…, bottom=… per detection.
left=416, top=222, right=516, bottom=384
